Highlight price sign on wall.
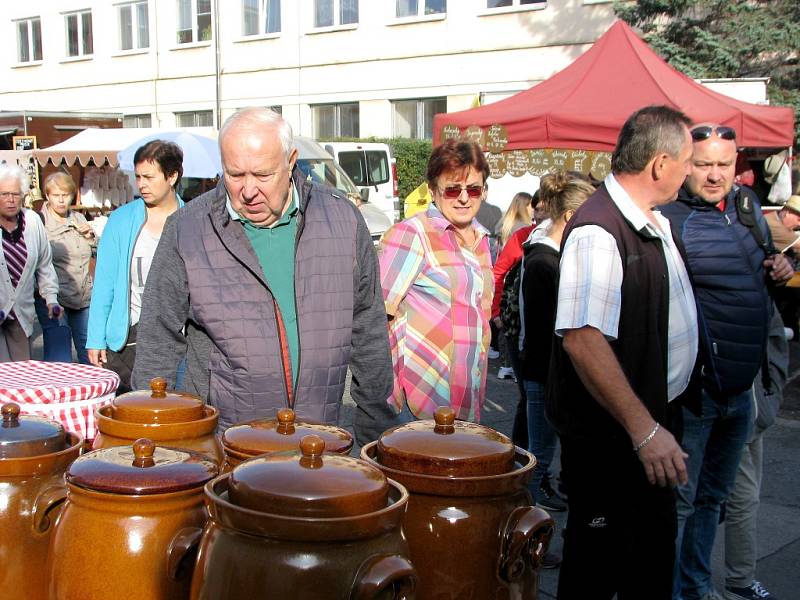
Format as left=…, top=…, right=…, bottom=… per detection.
left=12, top=136, right=37, bottom=151
left=486, top=124, right=508, bottom=153
left=440, top=125, right=461, bottom=143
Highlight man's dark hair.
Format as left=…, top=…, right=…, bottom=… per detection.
left=611, top=106, right=692, bottom=175
left=133, top=140, right=184, bottom=189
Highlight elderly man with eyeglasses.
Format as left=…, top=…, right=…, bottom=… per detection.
left=0, top=164, right=60, bottom=361
left=660, top=125, right=792, bottom=600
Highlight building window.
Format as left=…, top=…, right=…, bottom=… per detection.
left=177, top=0, right=212, bottom=44
left=16, top=17, right=42, bottom=63
left=175, top=110, right=214, bottom=127
left=266, top=105, right=282, bottom=114
left=392, top=98, right=446, bottom=139
left=118, top=1, right=150, bottom=51
left=123, top=114, right=152, bottom=128
left=242, top=0, right=281, bottom=35
left=312, top=103, right=359, bottom=138
left=487, top=0, right=544, bottom=7
left=396, top=0, right=445, bottom=17
left=314, top=0, right=358, bottom=28
left=65, top=10, right=93, bottom=57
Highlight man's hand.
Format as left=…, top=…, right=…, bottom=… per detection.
left=765, top=253, right=794, bottom=284
left=87, top=349, right=107, bottom=368
left=634, top=424, right=688, bottom=488
left=47, top=304, right=62, bottom=319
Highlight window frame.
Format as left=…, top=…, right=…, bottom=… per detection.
left=312, top=102, right=360, bottom=139
left=63, top=9, right=94, bottom=58
left=176, top=0, right=213, bottom=45
left=241, top=0, right=281, bottom=37
left=15, top=16, right=43, bottom=64
left=480, top=0, right=547, bottom=16
left=391, top=97, right=446, bottom=140
left=117, top=1, right=150, bottom=52
left=312, top=0, right=359, bottom=31
left=175, top=110, right=214, bottom=127
left=394, top=0, right=446, bottom=19
left=123, top=114, right=153, bottom=128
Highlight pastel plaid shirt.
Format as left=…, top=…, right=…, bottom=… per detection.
left=379, top=204, right=493, bottom=421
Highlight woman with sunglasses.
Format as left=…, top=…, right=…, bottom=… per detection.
left=379, top=139, right=493, bottom=422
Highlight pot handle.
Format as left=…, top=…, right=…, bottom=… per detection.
left=32, top=484, right=68, bottom=534
left=350, top=554, right=417, bottom=600
left=497, top=506, right=555, bottom=583
left=167, top=526, right=204, bottom=581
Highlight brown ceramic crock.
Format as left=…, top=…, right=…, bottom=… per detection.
left=221, top=407, right=353, bottom=470
left=361, top=407, right=555, bottom=600
left=191, top=434, right=417, bottom=600
left=42, top=438, right=218, bottom=600
left=92, top=377, right=224, bottom=464
left=0, top=402, right=83, bottom=600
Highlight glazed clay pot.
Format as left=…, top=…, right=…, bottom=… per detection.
left=93, top=377, right=224, bottom=465
left=221, top=407, right=353, bottom=470
left=43, top=438, right=218, bottom=600
left=361, top=407, right=555, bottom=600
left=0, top=403, right=82, bottom=600
left=191, top=435, right=417, bottom=600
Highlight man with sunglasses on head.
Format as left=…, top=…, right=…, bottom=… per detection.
left=660, top=124, right=792, bottom=600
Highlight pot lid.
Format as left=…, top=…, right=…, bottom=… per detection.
left=0, top=402, right=66, bottom=459
left=227, top=435, right=388, bottom=518
left=111, top=377, right=205, bottom=424
left=222, top=408, right=353, bottom=457
left=376, top=407, right=515, bottom=477
left=67, top=438, right=218, bottom=495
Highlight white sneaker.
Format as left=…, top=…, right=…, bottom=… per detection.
left=497, top=366, right=515, bottom=380
left=488, top=347, right=500, bottom=359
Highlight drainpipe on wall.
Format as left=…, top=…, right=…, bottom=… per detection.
left=213, top=0, right=222, bottom=129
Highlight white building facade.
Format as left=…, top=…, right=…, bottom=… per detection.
left=2, top=0, right=618, bottom=138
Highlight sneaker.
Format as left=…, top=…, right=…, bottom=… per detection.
left=726, top=581, right=778, bottom=600
left=541, top=550, right=562, bottom=569
left=537, top=479, right=568, bottom=512
left=497, top=366, right=515, bottom=380
left=488, top=347, right=500, bottom=359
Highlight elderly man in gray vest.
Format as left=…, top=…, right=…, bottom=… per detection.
left=132, top=107, right=395, bottom=444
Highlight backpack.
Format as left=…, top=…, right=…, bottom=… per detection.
left=499, top=259, right=523, bottom=343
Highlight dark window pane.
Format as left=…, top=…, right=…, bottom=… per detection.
left=266, top=0, right=281, bottom=33
left=242, top=0, right=258, bottom=35
left=315, top=0, right=333, bottom=27
left=488, top=0, right=512, bottom=7
left=66, top=14, right=79, bottom=56
left=177, top=0, right=192, bottom=43
left=341, top=0, right=358, bottom=24
left=339, top=103, right=359, bottom=137
left=18, top=22, right=29, bottom=62
left=339, top=152, right=368, bottom=186
left=313, top=105, right=336, bottom=138
left=137, top=2, right=150, bottom=48
left=396, top=0, right=417, bottom=17
left=366, top=151, right=390, bottom=185
left=82, top=11, right=93, bottom=54
left=426, top=0, right=445, bottom=14
left=520, top=0, right=543, bottom=3
left=198, top=14, right=212, bottom=40
left=120, top=5, right=133, bottom=50
left=32, top=19, right=42, bottom=61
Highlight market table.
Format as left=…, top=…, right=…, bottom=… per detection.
left=0, top=361, right=119, bottom=440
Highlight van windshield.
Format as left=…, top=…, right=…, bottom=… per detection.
left=296, top=158, right=360, bottom=196
left=338, top=151, right=390, bottom=187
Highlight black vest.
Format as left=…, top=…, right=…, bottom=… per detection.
left=546, top=184, right=672, bottom=441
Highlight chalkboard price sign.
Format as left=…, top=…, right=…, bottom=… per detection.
left=12, top=136, right=37, bottom=151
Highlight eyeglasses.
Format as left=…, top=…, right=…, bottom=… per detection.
left=0, top=192, right=22, bottom=200
left=440, top=184, right=484, bottom=199
left=690, top=126, right=736, bottom=142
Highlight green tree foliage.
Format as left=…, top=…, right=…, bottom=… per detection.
left=321, top=137, right=432, bottom=200
left=615, top=0, right=800, bottom=143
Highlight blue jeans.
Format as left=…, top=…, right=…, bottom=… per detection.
left=34, top=296, right=90, bottom=365
left=524, top=379, right=557, bottom=502
left=673, top=388, right=753, bottom=600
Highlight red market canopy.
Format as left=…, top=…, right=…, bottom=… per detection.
left=433, top=20, right=795, bottom=152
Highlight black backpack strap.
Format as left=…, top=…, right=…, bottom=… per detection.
left=734, top=187, right=775, bottom=256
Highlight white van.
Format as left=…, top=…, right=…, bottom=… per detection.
left=294, top=136, right=392, bottom=245
left=323, top=142, right=399, bottom=223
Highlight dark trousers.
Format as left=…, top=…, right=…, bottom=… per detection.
left=106, top=324, right=137, bottom=394
left=0, top=318, right=30, bottom=362
left=557, top=435, right=677, bottom=600
left=507, top=333, right=528, bottom=449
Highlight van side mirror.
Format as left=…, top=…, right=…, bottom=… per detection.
left=359, top=187, right=370, bottom=202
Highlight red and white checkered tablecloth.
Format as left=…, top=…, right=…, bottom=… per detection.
left=0, top=361, right=120, bottom=440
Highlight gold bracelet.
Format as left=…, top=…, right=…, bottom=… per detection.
left=634, top=422, right=660, bottom=453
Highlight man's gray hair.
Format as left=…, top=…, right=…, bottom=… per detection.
left=0, top=163, right=30, bottom=193
left=611, top=106, right=692, bottom=175
left=218, top=107, right=294, bottom=163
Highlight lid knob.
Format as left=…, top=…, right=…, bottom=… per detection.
left=150, top=377, right=168, bottom=397
left=276, top=408, right=296, bottom=435
left=132, top=438, right=156, bottom=468
left=433, top=406, right=456, bottom=434
left=1, top=402, right=20, bottom=427
left=300, top=434, right=325, bottom=470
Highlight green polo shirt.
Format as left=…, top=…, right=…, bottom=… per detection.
left=227, top=187, right=299, bottom=387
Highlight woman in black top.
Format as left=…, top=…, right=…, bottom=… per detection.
left=521, top=171, right=594, bottom=503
